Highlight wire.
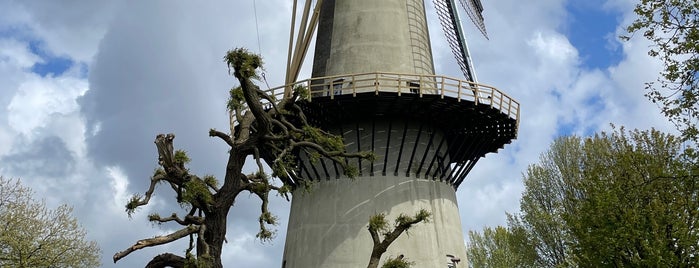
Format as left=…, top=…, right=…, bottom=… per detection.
left=262, top=73, right=271, bottom=90
left=253, top=0, right=271, bottom=90
left=253, top=0, right=263, bottom=55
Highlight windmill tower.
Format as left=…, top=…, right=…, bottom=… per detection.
left=275, top=0, right=519, bottom=267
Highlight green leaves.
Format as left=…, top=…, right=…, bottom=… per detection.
left=625, top=0, right=699, bottom=142
left=293, top=84, right=310, bottom=100
left=181, top=178, right=214, bottom=209
left=395, top=209, right=431, bottom=227
left=468, top=128, right=699, bottom=267
left=227, top=86, right=245, bottom=111
left=367, top=210, right=431, bottom=268
left=0, top=177, right=100, bottom=268
left=302, top=125, right=344, bottom=152
left=202, top=175, right=218, bottom=189
left=369, top=213, right=390, bottom=235
left=369, top=209, right=431, bottom=237
left=380, top=256, right=414, bottom=268
left=255, top=211, right=279, bottom=242
left=125, top=194, right=143, bottom=217
left=467, top=225, right=536, bottom=268
left=224, top=48, right=263, bottom=80
left=174, top=149, right=191, bottom=165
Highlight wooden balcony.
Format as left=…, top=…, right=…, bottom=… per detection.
left=254, top=72, right=519, bottom=187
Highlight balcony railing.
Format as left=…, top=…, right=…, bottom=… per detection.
left=244, top=72, right=519, bottom=127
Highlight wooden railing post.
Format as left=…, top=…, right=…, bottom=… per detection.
left=457, top=80, right=462, bottom=102
left=351, top=74, right=356, bottom=97
left=330, top=79, right=335, bottom=100
left=499, top=92, right=504, bottom=110
left=507, top=98, right=513, bottom=117
left=441, top=76, right=445, bottom=99
left=375, top=73, right=379, bottom=95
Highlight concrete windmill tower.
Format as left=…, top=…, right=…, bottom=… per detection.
left=275, top=0, right=519, bottom=267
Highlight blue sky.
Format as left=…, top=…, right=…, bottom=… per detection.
left=28, top=40, right=81, bottom=77
left=0, top=0, right=675, bottom=267
left=565, top=0, right=624, bottom=70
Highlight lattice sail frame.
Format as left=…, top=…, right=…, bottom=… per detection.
left=459, top=0, right=487, bottom=38
left=433, top=0, right=486, bottom=82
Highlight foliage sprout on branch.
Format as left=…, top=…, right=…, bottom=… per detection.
left=113, top=48, right=372, bottom=268
left=366, top=209, right=431, bottom=268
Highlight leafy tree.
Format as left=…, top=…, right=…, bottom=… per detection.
left=508, top=137, right=582, bottom=267
left=366, top=209, right=431, bottom=268
left=624, top=0, right=699, bottom=141
left=0, top=176, right=100, bottom=268
left=562, top=129, right=698, bottom=266
left=468, top=128, right=699, bottom=267
left=112, top=48, right=371, bottom=268
left=467, top=224, right=536, bottom=268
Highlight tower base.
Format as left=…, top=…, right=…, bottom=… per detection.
left=281, top=175, right=468, bottom=267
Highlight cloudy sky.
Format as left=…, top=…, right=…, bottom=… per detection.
left=0, top=0, right=676, bottom=267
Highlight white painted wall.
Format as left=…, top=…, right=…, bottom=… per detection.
left=282, top=175, right=468, bottom=268
left=312, top=0, right=434, bottom=77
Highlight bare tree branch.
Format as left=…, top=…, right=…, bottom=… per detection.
left=144, top=253, right=186, bottom=268
left=209, top=129, right=234, bottom=147
left=148, top=213, right=204, bottom=226
left=293, top=140, right=372, bottom=159
left=113, top=225, right=199, bottom=263
left=125, top=171, right=166, bottom=216
left=235, top=111, right=255, bottom=143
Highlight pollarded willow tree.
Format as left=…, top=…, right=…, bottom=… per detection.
left=112, top=48, right=372, bottom=268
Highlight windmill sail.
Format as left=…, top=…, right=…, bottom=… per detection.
left=459, top=0, right=487, bottom=38
left=433, top=0, right=483, bottom=82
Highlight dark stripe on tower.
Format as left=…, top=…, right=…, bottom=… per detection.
left=311, top=0, right=335, bottom=78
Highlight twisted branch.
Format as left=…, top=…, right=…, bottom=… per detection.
left=145, top=253, right=186, bottom=268
left=209, top=129, right=234, bottom=147
left=125, top=171, right=165, bottom=215
left=113, top=225, right=199, bottom=263
left=149, top=213, right=204, bottom=226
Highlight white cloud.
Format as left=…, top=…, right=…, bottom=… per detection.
left=0, top=1, right=117, bottom=63
left=221, top=232, right=270, bottom=264
left=528, top=31, right=579, bottom=68
left=107, top=166, right=129, bottom=210
left=0, top=0, right=683, bottom=267
left=7, top=76, right=87, bottom=136
left=0, top=39, right=40, bottom=69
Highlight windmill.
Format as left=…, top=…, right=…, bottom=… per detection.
left=284, top=0, right=489, bottom=87
left=264, top=0, right=519, bottom=267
